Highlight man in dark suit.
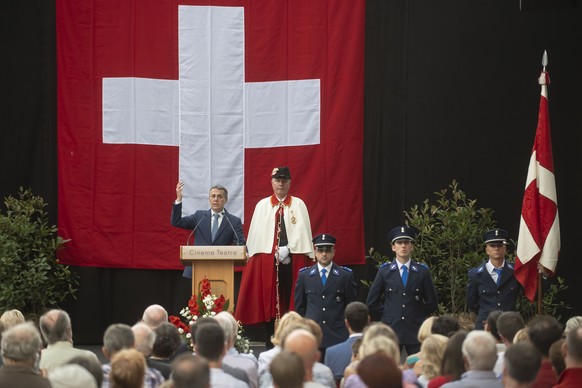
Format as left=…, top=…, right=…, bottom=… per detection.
left=294, top=233, right=358, bottom=353
left=366, top=225, right=438, bottom=355
left=324, top=301, right=369, bottom=383
left=171, top=182, right=245, bottom=278
left=467, top=228, right=521, bottom=330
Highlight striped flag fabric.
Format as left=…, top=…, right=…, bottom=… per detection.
left=515, top=54, right=560, bottom=302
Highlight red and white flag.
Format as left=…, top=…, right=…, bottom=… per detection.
left=56, top=0, right=365, bottom=269
left=515, top=52, right=560, bottom=301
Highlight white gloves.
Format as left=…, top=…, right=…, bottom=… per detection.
left=276, top=246, right=291, bottom=265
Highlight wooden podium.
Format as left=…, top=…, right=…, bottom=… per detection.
left=180, top=246, right=246, bottom=304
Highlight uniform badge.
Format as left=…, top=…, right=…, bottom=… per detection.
left=290, top=210, right=297, bottom=224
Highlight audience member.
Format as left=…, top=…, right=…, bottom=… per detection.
left=0, top=322, right=51, bottom=387
left=324, top=301, right=368, bottom=383
left=527, top=315, right=562, bottom=388
left=417, top=334, right=448, bottom=388
left=513, top=328, right=529, bottom=344
left=142, top=304, right=169, bottom=329
left=428, top=330, right=467, bottom=388
left=269, top=350, right=305, bottom=388
left=194, top=318, right=248, bottom=387
left=0, top=309, right=25, bottom=330
left=48, top=363, right=98, bottom=388
left=110, top=348, right=147, bottom=388
left=405, top=316, right=436, bottom=375
left=440, top=330, right=501, bottom=388
left=215, top=311, right=259, bottom=388
left=68, top=354, right=104, bottom=387
left=282, top=329, right=326, bottom=388
left=502, top=342, right=542, bottom=388
left=555, top=325, right=582, bottom=387
left=357, top=352, right=403, bottom=388
left=549, top=339, right=566, bottom=378
left=493, top=311, right=526, bottom=377
left=149, top=322, right=182, bottom=379
left=563, top=316, right=582, bottom=338
left=258, top=311, right=302, bottom=376
left=101, top=323, right=165, bottom=388
left=191, top=318, right=249, bottom=386
left=170, top=353, right=210, bottom=388
left=431, top=315, right=461, bottom=338
left=484, top=310, right=504, bottom=354
left=39, top=309, right=100, bottom=372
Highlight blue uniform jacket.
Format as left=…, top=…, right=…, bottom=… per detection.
left=466, top=261, right=521, bottom=329
left=366, top=260, right=438, bottom=346
left=171, top=203, right=245, bottom=278
left=294, top=263, right=358, bottom=348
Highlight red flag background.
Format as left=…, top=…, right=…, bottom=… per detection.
left=56, top=0, right=365, bottom=269
left=515, top=69, right=561, bottom=301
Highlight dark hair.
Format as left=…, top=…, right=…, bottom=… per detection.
left=153, top=322, right=182, bottom=358
left=527, top=315, right=563, bottom=356
left=497, top=312, right=525, bottom=343
left=357, top=352, right=402, bottom=388
left=194, top=320, right=225, bottom=361
left=549, top=339, right=566, bottom=376
left=440, top=330, right=467, bottom=380
left=345, top=302, right=369, bottom=333
left=431, top=315, right=460, bottom=337
left=504, top=342, right=542, bottom=384
left=209, top=185, right=228, bottom=200
left=171, top=354, right=210, bottom=388
left=485, top=310, right=503, bottom=341
left=270, top=350, right=305, bottom=388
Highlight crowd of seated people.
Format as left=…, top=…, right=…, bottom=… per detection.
left=1, top=304, right=581, bottom=388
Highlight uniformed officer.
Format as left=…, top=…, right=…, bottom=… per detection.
left=294, top=233, right=358, bottom=353
left=366, top=225, right=438, bottom=355
left=467, top=228, right=521, bottom=330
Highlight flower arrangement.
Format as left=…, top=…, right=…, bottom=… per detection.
left=169, top=277, right=252, bottom=354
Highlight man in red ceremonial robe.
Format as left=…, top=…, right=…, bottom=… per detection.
left=235, top=167, right=314, bottom=340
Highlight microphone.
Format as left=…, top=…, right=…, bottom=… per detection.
left=222, top=210, right=240, bottom=245
left=186, top=213, right=207, bottom=246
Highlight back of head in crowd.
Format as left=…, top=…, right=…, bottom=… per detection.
left=417, top=316, right=436, bottom=344
left=440, top=330, right=468, bottom=380
left=48, top=364, right=98, bottom=388
left=1, top=321, right=42, bottom=364
left=502, top=342, right=541, bottom=385
left=549, top=339, right=566, bottom=377
left=153, top=322, right=182, bottom=359
left=270, top=350, right=305, bottom=388
left=357, top=352, right=403, bottom=388
left=194, top=319, right=225, bottom=362
left=565, top=326, right=582, bottom=365
left=102, top=323, right=135, bottom=358
left=563, top=316, right=582, bottom=338
left=484, top=310, right=503, bottom=341
left=344, top=301, right=369, bottom=333
left=462, top=330, right=497, bottom=371
left=496, top=311, right=525, bottom=344
left=420, top=334, right=449, bottom=380
left=431, top=315, right=460, bottom=337
left=171, top=353, right=210, bottom=388
left=40, top=309, right=72, bottom=345
left=0, top=309, right=25, bottom=330
left=527, top=315, right=563, bottom=357
left=271, top=311, right=302, bottom=347
left=142, top=304, right=168, bottom=329
left=110, top=348, right=146, bottom=388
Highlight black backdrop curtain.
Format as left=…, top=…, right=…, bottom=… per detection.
left=2, top=0, right=582, bottom=344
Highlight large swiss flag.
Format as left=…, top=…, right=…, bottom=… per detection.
left=56, top=0, right=365, bottom=269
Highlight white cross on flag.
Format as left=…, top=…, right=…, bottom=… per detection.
left=56, top=0, right=365, bottom=268
left=515, top=57, right=560, bottom=302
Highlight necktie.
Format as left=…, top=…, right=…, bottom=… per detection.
left=212, top=213, right=219, bottom=240
left=321, top=268, right=327, bottom=286
left=493, top=268, right=502, bottom=285
left=401, top=265, right=408, bottom=287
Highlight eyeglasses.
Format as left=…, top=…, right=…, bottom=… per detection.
left=315, top=246, right=333, bottom=253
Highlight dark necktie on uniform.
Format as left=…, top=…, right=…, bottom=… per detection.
left=212, top=213, right=219, bottom=241
left=321, top=268, right=327, bottom=286
left=401, top=265, right=408, bottom=287
left=494, top=268, right=502, bottom=285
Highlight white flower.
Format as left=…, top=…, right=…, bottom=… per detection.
left=186, top=333, right=192, bottom=339
left=178, top=328, right=184, bottom=334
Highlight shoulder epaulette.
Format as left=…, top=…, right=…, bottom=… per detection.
left=379, top=262, right=391, bottom=269
left=340, top=266, right=352, bottom=272
left=299, top=266, right=310, bottom=272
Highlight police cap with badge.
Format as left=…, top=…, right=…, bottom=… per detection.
left=313, top=233, right=336, bottom=251
left=388, top=225, right=416, bottom=244
left=482, top=228, right=508, bottom=245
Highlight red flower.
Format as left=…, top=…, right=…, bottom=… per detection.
left=200, top=277, right=212, bottom=297
left=213, top=295, right=226, bottom=313
left=188, top=295, right=200, bottom=316
left=169, top=315, right=190, bottom=333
